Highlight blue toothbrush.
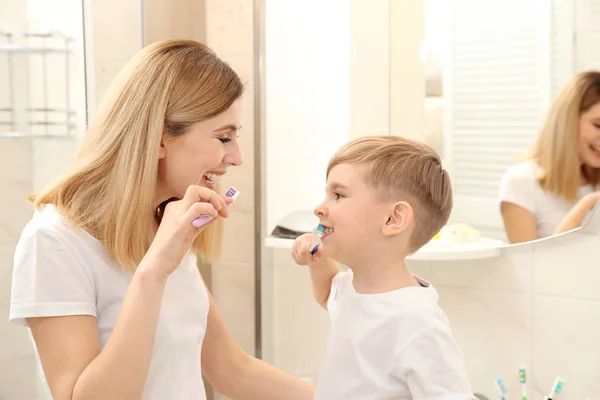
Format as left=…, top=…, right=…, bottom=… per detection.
left=310, top=225, right=325, bottom=254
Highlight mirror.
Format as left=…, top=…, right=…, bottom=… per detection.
left=264, top=0, right=600, bottom=248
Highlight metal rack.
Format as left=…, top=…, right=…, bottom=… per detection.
left=0, top=31, right=77, bottom=138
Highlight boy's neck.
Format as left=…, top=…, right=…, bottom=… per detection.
left=349, top=256, right=420, bottom=294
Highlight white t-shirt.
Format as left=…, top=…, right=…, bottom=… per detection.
left=499, top=161, right=596, bottom=238
left=9, top=205, right=209, bottom=400
left=314, top=270, right=473, bottom=400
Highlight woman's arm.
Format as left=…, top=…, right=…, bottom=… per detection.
left=202, top=290, right=314, bottom=400
left=27, top=185, right=229, bottom=400
left=500, top=201, right=538, bottom=244
left=29, top=262, right=169, bottom=400
left=554, top=192, right=600, bottom=234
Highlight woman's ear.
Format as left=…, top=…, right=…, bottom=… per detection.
left=158, top=137, right=167, bottom=159
left=381, top=201, right=413, bottom=237
left=159, top=126, right=168, bottom=159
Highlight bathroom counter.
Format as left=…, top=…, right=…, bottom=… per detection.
left=264, top=236, right=504, bottom=261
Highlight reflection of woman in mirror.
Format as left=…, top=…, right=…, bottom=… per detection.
left=499, top=71, right=600, bottom=244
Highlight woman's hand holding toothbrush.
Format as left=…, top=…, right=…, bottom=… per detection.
left=145, top=185, right=232, bottom=277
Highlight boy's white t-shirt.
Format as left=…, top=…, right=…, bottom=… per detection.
left=499, top=161, right=596, bottom=238
left=9, top=204, right=209, bottom=400
left=314, top=270, right=473, bottom=400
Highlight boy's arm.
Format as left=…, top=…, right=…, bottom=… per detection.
left=290, top=233, right=342, bottom=310
left=392, top=327, right=474, bottom=399
left=308, top=257, right=341, bottom=310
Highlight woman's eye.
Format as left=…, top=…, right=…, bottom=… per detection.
left=218, top=137, right=231, bottom=144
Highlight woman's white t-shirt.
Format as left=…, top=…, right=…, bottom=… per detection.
left=9, top=204, right=209, bottom=400
left=499, top=161, right=596, bottom=238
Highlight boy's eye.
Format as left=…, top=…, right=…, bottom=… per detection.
left=334, top=192, right=343, bottom=200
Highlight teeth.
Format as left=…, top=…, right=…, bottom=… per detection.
left=323, top=227, right=334, bottom=234
left=203, top=173, right=223, bottom=184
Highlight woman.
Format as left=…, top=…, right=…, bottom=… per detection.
left=9, top=40, right=313, bottom=400
left=500, top=71, right=600, bottom=244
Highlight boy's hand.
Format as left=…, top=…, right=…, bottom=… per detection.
left=291, top=233, right=324, bottom=265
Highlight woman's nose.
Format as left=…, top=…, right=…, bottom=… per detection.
left=223, top=145, right=243, bottom=166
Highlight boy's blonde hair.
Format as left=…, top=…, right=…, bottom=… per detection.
left=327, top=135, right=452, bottom=252
left=529, top=70, right=600, bottom=201
left=30, top=39, right=244, bottom=271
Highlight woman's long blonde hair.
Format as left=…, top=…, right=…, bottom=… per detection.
left=30, top=39, right=244, bottom=271
left=530, top=70, right=600, bottom=202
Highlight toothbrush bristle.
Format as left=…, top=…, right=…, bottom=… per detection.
left=316, top=225, right=325, bottom=233
left=225, top=187, right=239, bottom=199
left=554, top=379, right=565, bottom=393
left=494, top=378, right=508, bottom=394
left=519, top=366, right=526, bottom=383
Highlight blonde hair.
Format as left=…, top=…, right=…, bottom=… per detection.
left=327, top=135, right=452, bottom=252
left=30, top=39, right=244, bottom=271
left=530, top=70, right=600, bottom=201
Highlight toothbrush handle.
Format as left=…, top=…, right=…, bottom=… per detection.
left=310, top=244, right=319, bottom=254
left=192, top=214, right=215, bottom=228
left=192, top=201, right=234, bottom=228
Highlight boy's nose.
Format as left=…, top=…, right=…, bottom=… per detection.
left=313, top=204, right=327, bottom=218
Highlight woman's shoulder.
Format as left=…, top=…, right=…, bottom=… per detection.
left=22, top=204, right=77, bottom=239
left=502, top=160, right=543, bottom=181
left=18, top=204, right=100, bottom=255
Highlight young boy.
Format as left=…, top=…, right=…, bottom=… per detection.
left=291, top=135, right=473, bottom=399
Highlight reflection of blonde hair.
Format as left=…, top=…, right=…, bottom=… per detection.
left=30, top=40, right=244, bottom=271
left=530, top=70, right=600, bottom=201
left=327, top=135, right=452, bottom=252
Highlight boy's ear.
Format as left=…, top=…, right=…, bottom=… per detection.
left=381, top=201, right=413, bottom=237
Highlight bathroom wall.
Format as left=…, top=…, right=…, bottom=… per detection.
left=264, top=0, right=425, bottom=235
left=0, top=1, right=142, bottom=398
left=204, top=0, right=258, bottom=372
left=263, top=223, right=600, bottom=399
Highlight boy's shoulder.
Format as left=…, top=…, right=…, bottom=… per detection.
left=333, top=271, right=450, bottom=337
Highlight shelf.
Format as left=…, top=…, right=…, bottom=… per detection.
left=0, top=131, right=76, bottom=139
left=0, top=44, right=70, bottom=54
left=264, top=236, right=503, bottom=261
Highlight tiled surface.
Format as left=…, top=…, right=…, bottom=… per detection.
left=0, top=140, right=33, bottom=241
left=271, top=257, right=330, bottom=380
left=210, top=261, right=256, bottom=356
left=219, top=211, right=255, bottom=264
left=532, top=296, right=600, bottom=399
left=205, top=1, right=256, bottom=398
left=436, top=285, right=534, bottom=397
left=88, top=0, right=143, bottom=64
left=430, top=244, right=534, bottom=293
left=533, top=233, right=600, bottom=301
left=0, top=355, right=40, bottom=399
left=31, top=137, right=78, bottom=191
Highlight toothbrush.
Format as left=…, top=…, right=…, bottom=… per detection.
left=519, top=365, right=527, bottom=400
left=192, top=186, right=239, bottom=228
left=494, top=378, right=508, bottom=400
left=547, top=377, right=565, bottom=400
left=309, top=225, right=325, bottom=254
